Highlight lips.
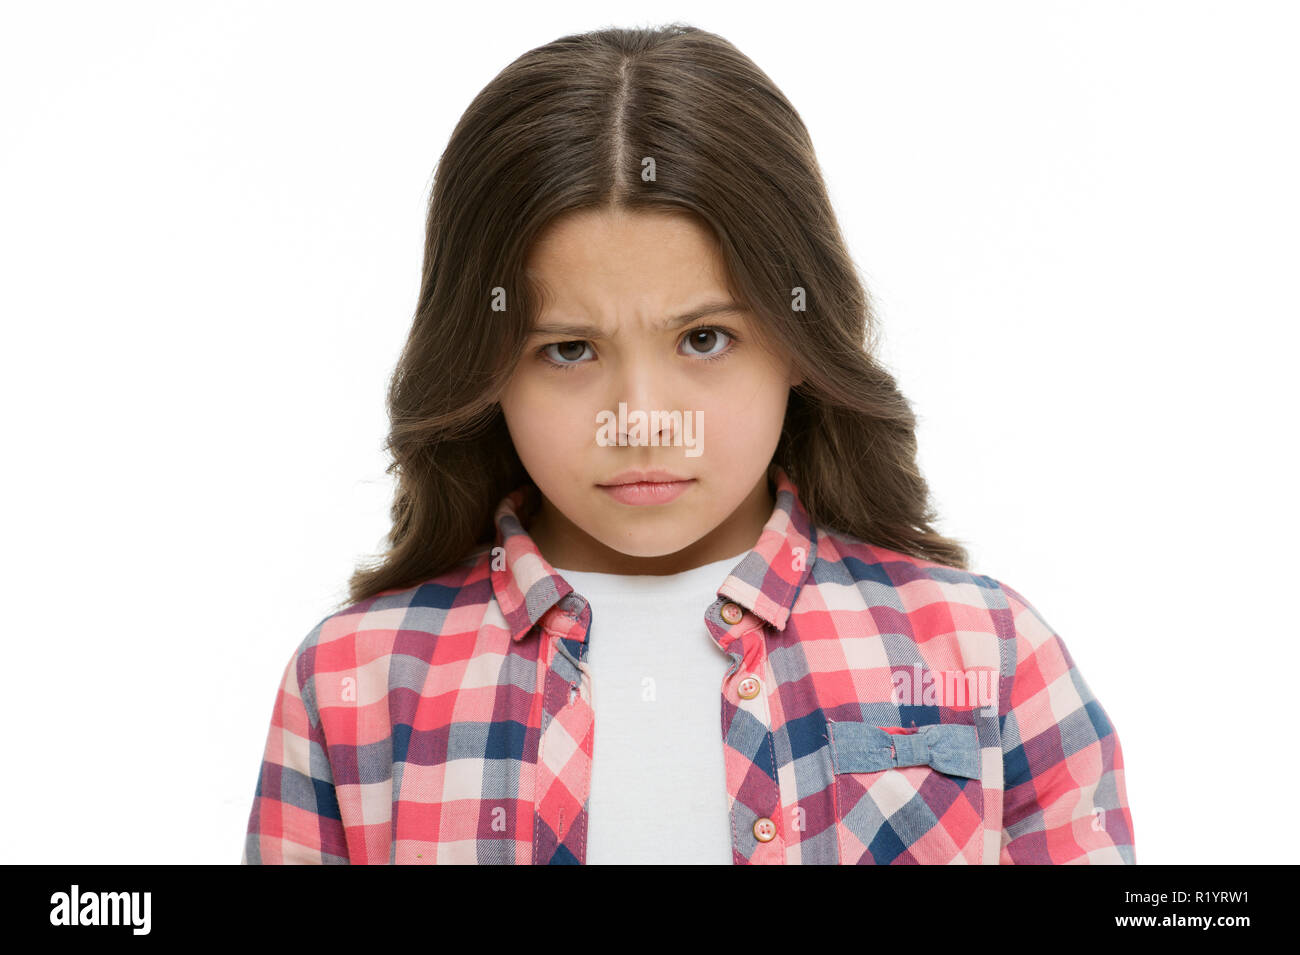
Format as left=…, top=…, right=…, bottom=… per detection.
left=596, top=471, right=695, bottom=506
left=598, top=469, right=692, bottom=486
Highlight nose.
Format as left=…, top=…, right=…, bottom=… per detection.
left=613, top=358, right=678, bottom=446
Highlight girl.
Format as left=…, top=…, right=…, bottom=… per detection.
left=242, top=23, right=1134, bottom=864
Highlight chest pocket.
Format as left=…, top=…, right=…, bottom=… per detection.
left=827, top=719, right=986, bottom=864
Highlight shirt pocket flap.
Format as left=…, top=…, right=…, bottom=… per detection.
left=829, top=721, right=981, bottom=780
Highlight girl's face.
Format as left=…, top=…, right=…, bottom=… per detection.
left=498, top=207, right=800, bottom=574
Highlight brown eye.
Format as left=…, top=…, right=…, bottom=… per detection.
left=541, top=340, right=594, bottom=366
left=681, top=327, right=732, bottom=358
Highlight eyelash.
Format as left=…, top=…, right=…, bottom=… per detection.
left=534, top=325, right=740, bottom=372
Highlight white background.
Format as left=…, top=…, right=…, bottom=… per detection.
left=2, top=0, right=1295, bottom=864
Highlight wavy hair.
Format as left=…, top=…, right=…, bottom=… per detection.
left=340, top=23, right=969, bottom=610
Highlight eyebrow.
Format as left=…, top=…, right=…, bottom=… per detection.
left=529, top=301, right=745, bottom=339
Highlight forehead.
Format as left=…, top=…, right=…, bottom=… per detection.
left=524, top=208, right=736, bottom=324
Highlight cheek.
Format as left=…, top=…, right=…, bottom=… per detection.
left=500, top=377, right=544, bottom=456
left=698, top=373, right=790, bottom=441
left=681, top=396, right=783, bottom=482
left=501, top=374, right=591, bottom=466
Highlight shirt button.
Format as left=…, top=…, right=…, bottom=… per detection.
left=720, top=601, right=744, bottom=625
left=752, top=817, right=777, bottom=842
left=737, top=675, right=761, bottom=699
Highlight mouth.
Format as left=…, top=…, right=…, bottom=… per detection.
left=598, top=469, right=691, bottom=487
left=596, top=471, right=696, bottom=506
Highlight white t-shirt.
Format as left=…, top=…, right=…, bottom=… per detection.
left=551, top=550, right=747, bottom=864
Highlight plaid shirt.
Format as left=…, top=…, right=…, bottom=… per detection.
left=242, top=466, right=1135, bottom=864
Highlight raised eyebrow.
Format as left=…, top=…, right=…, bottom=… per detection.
left=529, top=301, right=744, bottom=339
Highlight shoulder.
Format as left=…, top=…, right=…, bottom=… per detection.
left=286, top=547, right=496, bottom=686
left=809, top=523, right=1006, bottom=613
left=809, top=526, right=1074, bottom=684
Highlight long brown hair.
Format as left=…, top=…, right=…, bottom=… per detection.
left=339, top=23, right=969, bottom=612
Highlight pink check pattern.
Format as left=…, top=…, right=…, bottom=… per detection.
left=242, top=466, right=1135, bottom=864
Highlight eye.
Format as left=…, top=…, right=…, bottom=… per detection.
left=535, top=325, right=739, bottom=372
left=679, top=326, right=735, bottom=360
left=539, top=340, right=595, bottom=367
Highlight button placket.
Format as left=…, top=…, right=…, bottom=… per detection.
left=710, top=598, right=785, bottom=864
left=532, top=598, right=595, bottom=865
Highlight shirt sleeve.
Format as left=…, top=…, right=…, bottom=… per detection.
left=241, top=638, right=350, bottom=864
left=995, top=580, right=1136, bottom=864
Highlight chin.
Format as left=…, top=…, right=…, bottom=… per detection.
left=594, top=528, right=697, bottom=559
